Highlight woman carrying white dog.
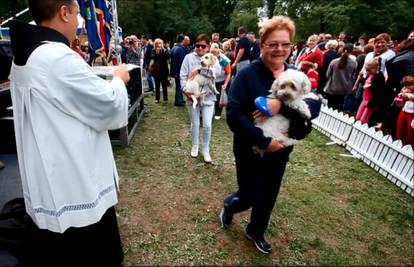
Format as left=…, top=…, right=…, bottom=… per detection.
left=180, top=33, right=220, bottom=163
left=219, top=16, right=321, bottom=254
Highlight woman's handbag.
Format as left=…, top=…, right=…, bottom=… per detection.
left=219, top=88, right=228, bottom=107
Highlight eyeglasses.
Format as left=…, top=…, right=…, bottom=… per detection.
left=195, top=44, right=207, bottom=49
left=263, top=42, right=292, bottom=50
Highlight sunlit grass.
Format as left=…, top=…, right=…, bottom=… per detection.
left=114, top=88, right=413, bottom=266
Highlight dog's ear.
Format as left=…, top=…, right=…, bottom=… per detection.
left=270, top=79, right=279, bottom=95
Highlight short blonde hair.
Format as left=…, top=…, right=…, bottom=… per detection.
left=365, top=58, right=379, bottom=72
left=307, top=34, right=319, bottom=43
left=259, top=16, right=296, bottom=45
left=324, top=33, right=332, bottom=40
left=325, top=39, right=338, bottom=50
left=154, top=38, right=164, bottom=47
left=222, top=40, right=230, bottom=51
left=210, top=43, right=222, bottom=55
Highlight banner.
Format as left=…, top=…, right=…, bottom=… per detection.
left=94, top=0, right=112, bottom=62
left=77, top=0, right=106, bottom=64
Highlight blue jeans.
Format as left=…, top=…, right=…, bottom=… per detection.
left=187, top=103, right=215, bottom=152
left=146, top=71, right=154, bottom=91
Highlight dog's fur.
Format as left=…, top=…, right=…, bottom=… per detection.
left=183, top=53, right=219, bottom=108
left=255, top=69, right=317, bottom=147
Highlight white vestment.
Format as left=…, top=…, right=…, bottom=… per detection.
left=9, top=41, right=128, bottom=233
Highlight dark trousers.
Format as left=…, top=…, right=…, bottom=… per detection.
left=153, top=73, right=168, bottom=102
left=21, top=206, right=123, bottom=266
left=174, top=76, right=184, bottom=105
left=326, top=94, right=345, bottom=111
left=224, top=143, right=293, bottom=238
left=214, top=81, right=224, bottom=117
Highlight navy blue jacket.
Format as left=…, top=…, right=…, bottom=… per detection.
left=249, top=41, right=260, bottom=62
left=227, top=59, right=321, bottom=150
left=169, top=44, right=187, bottom=77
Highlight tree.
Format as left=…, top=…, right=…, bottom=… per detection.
left=117, top=0, right=237, bottom=44
left=227, top=0, right=262, bottom=36
left=270, top=0, right=414, bottom=42
left=0, top=0, right=29, bottom=24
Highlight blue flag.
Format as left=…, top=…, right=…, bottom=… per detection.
left=77, top=0, right=106, bottom=64
left=94, top=0, right=112, bottom=62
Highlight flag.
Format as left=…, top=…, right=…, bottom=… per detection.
left=77, top=0, right=106, bottom=64
left=94, top=0, right=112, bottom=62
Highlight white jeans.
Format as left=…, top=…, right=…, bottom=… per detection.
left=187, top=103, right=215, bottom=152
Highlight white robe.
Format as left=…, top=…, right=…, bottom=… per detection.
left=9, top=41, right=128, bottom=233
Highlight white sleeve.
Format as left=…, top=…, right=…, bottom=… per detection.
left=180, top=55, right=191, bottom=90
left=47, top=52, right=129, bottom=131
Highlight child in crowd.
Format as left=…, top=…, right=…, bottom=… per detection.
left=307, top=62, right=319, bottom=93
left=210, top=43, right=231, bottom=120
left=355, top=58, right=385, bottom=125
left=394, top=76, right=414, bottom=146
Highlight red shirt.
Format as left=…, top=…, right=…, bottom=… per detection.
left=307, top=69, right=319, bottom=89
left=299, top=47, right=324, bottom=72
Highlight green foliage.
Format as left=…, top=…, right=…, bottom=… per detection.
left=270, top=0, right=414, bottom=41
left=118, top=0, right=237, bottom=43
left=227, top=0, right=262, bottom=35
left=116, top=90, right=414, bottom=265
left=0, top=0, right=29, bottom=24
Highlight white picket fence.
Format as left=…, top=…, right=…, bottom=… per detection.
left=312, top=104, right=414, bottom=196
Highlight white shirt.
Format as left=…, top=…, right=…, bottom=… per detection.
left=402, top=97, right=414, bottom=113
left=361, top=49, right=395, bottom=78
left=9, top=41, right=128, bottom=233
left=179, top=52, right=220, bottom=105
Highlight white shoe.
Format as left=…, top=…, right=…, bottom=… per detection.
left=214, top=116, right=221, bottom=120
left=191, top=145, right=199, bottom=157
left=202, top=151, right=212, bottom=163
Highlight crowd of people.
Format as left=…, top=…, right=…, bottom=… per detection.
left=89, top=25, right=413, bottom=147
left=2, top=0, right=413, bottom=265
left=291, top=31, right=414, bottom=146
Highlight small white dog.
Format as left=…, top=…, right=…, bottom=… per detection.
left=183, top=53, right=219, bottom=108
left=255, top=69, right=317, bottom=148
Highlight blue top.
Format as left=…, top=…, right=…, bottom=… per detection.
left=249, top=41, right=260, bottom=62
left=170, top=44, right=187, bottom=77
left=236, top=35, right=251, bottom=62
left=227, top=58, right=321, bottom=149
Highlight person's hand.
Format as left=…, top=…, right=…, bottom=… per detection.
left=265, top=139, right=284, bottom=152
left=252, top=98, right=281, bottom=121
left=112, top=64, right=130, bottom=83
left=231, top=63, right=236, bottom=70
left=183, top=91, right=192, bottom=101
left=267, top=98, right=282, bottom=114
left=401, top=92, right=414, bottom=101
left=352, top=85, right=357, bottom=93
left=253, top=110, right=267, bottom=121
left=188, top=68, right=199, bottom=80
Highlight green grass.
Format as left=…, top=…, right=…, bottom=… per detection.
left=114, top=88, right=414, bottom=266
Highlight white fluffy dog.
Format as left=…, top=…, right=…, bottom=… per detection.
left=183, top=53, right=219, bottom=108
left=255, top=69, right=317, bottom=148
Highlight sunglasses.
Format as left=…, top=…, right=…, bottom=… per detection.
left=195, top=44, right=207, bottom=49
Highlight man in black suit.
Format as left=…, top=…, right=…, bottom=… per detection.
left=141, top=34, right=154, bottom=92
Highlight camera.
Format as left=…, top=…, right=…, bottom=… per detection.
left=128, top=40, right=134, bottom=45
